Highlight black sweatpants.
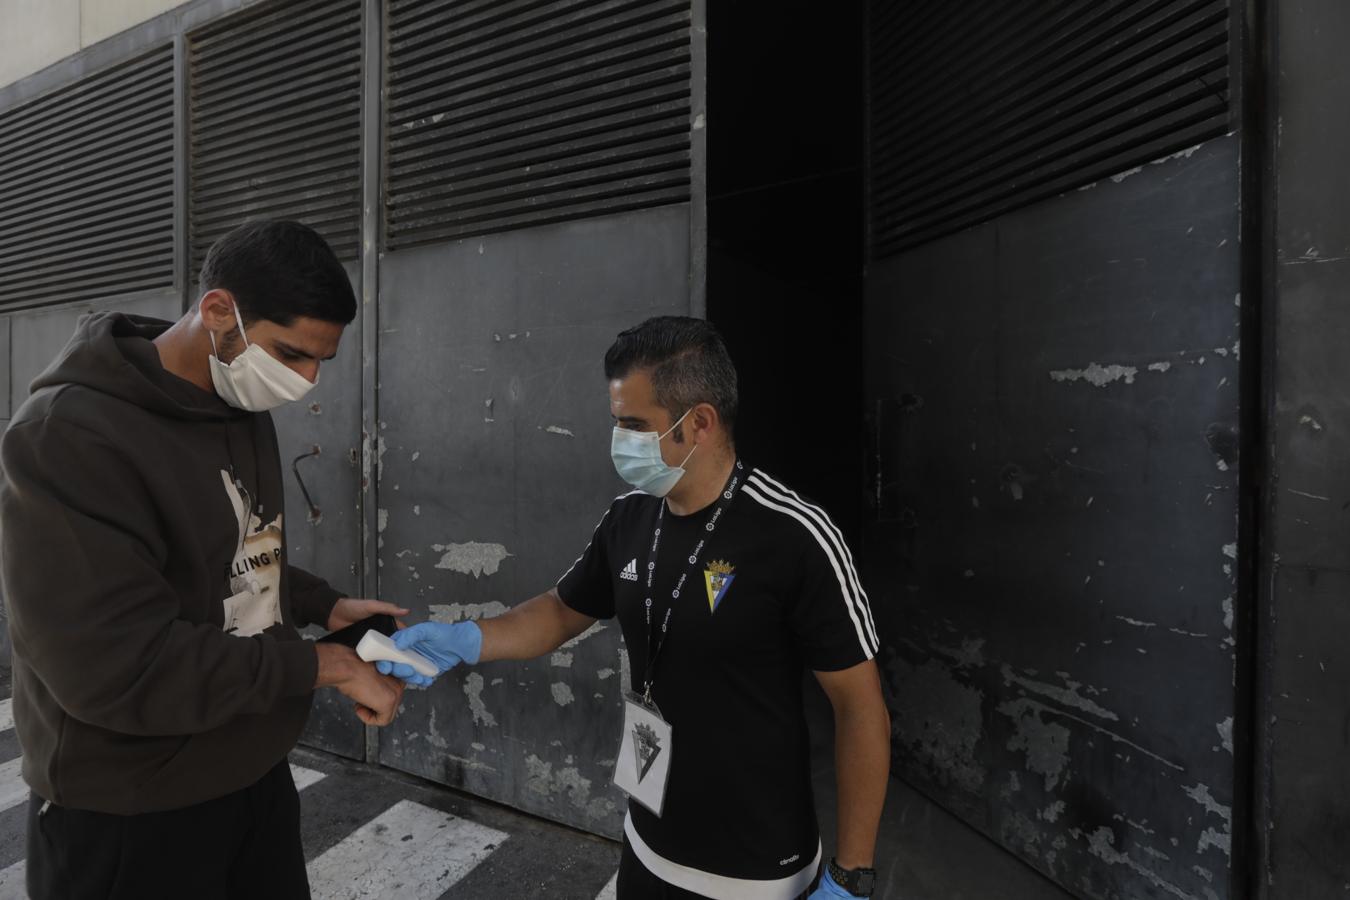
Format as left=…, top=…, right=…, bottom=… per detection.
left=617, top=837, right=817, bottom=900
left=26, top=759, right=308, bottom=900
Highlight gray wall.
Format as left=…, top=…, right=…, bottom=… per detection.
left=866, top=137, right=1243, bottom=899
left=1256, top=0, right=1350, bottom=895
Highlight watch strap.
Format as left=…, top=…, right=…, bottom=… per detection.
left=827, top=858, right=876, bottom=897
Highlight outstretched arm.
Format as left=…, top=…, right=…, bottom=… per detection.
left=378, top=588, right=596, bottom=685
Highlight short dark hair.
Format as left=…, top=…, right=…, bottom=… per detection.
left=604, top=316, right=739, bottom=434
left=197, top=220, right=356, bottom=326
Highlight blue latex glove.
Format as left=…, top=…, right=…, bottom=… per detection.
left=375, top=621, right=482, bottom=687
left=809, top=867, right=864, bottom=899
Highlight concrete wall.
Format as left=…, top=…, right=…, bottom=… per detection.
left=0, top=0, right=186, bottom=87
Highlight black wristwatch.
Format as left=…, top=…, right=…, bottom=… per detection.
left=827, top=858, right=876, bottom=897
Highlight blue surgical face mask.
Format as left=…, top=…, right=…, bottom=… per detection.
left=611, top=409, right=698, bottom=497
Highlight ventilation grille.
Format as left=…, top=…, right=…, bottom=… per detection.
left=869, top=0, right=1231, bottom=259
left=0, top=47, right=175, bottom=311
left=189, top=0, right=363, bottom=274
left=385, top=0, right=693, bottom=250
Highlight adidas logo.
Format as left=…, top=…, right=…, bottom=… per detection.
left=620, top=559, right=639, bottom=582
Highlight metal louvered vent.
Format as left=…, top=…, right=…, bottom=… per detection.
left=188, top=0, right=363, bottom=273
left=385, top=0, right=693, bottom=250
left=869, top=0, right=1232, bottom=259
left=0, top=47, right=175, bottom=311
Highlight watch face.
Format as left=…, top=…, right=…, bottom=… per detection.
left=855, top=871, right=876, bottom=895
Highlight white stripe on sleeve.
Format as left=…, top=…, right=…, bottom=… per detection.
left=749, top=471, right=880, bottom=649
left=742, top=483, right=874, bottom=660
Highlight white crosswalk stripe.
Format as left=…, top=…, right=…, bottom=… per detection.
left=289, top=763, right=327, bottom=792
left=596, top=870, right=619, bottom=899
left=0, top=858, right=22, bottom=899
left=0, top=759, right=25, bottom=816
left=0, top=700, right=12, bottom=735
left=306, top=799, right=506, bottom=900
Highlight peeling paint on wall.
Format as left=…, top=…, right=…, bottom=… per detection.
left=1081, top=826, right=1202, bottom=900
left=932, top=637, right=986, bottom=669
left=430, top=601, right=510, bottom=622
left=1154, top=142, right=1204, bottom=165
left=1000, top=698, right=1071, bottom=790
left=1049, top=363, right=1139, bottom=387
left=1116, top=616, right=1158, bottom=630
left=1184, top=783, right=1232, bottom=858
left=432, top=542, right=513, bottom=578
left=425, top=706, right=449, bottom=750
left=889, top=658, right=986, bottom=793
left=1001, top=666, right=1118, bottom=721
left=463, top=672, right=498, bottom=728
left=523, top=753, right=616, bottom=822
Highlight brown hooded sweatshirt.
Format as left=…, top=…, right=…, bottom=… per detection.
left=0, top=311, right=341, bottom=814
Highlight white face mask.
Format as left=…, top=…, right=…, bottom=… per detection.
left=207, top=302, right=317, bottom=412
left=610, top=409, right=698, bottom=497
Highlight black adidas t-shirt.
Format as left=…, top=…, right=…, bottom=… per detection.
left=557, top=467, right=879, bottom=884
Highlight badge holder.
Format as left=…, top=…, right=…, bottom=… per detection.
left=613, top=691, right=674, bottom=817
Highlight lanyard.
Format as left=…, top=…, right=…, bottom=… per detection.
left=642, top=459, right=745, bottom=703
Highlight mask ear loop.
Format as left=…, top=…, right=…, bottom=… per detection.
left=658, top=408, right=694, bottom=441
left=230, top=302, right=251, bottom=348
left=659, top=408, right=699, bottom=467
left=207, top=302, right=250, bottom=359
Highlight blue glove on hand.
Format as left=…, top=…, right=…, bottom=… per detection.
left=375, top=621, right=482, bottom=687
left=809, top=867, right=863, bottom=899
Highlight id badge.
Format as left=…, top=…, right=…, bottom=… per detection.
left=613, top=693, right=674, bottom=816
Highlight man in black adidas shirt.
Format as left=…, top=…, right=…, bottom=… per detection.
left=381, top=317, right=891, bottom=899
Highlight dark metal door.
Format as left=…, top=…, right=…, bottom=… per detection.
left=863, top=137, right=1243, bottom=899
left=374, top=205, right=693, bottom=838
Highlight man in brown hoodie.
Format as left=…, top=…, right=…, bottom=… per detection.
left=0, top=220, right=405, bottom=899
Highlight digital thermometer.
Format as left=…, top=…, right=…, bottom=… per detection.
left=355, top=630, right=440, bottom=678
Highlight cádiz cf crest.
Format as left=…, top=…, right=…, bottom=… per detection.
left=633, top=722, right=663, bottom=783
left=704, top=560, right=736, bottom=613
